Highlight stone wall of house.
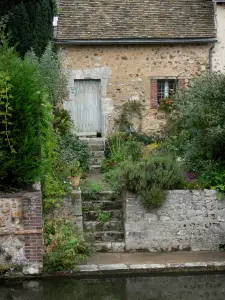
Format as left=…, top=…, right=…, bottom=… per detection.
left=0, top=192, right=43, bottom=275
left=124, top=190, right=225, bottom=252
left=63, top=44, right=211, bottom=135
left=213, top=4, right=225, bottom=73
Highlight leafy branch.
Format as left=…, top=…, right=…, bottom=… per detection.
left=0, top=72, right=15, bottom=153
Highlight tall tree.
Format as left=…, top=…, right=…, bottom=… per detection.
left=7, top=2, right=32, bottom=57
left=34, top=0, right=53, bottom=57
left=1, top=0, right=55, bottom=57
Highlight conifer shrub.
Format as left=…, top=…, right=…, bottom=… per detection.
left=3, top=0, right=56, bottom=57
left=0, top=39, right=54, bottom=187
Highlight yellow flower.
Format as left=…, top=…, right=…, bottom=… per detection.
left=142, top=143, right=160, bottom=157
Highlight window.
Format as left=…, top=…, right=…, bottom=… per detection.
left=157, top=79, right=177, bottom=104
left=150, top=77, right=185, bottom=109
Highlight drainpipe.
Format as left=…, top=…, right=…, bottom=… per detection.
left=209, top=43, right=215, bottom=73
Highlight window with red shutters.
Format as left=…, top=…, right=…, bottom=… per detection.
left=150, top=77, right=186, bottom=108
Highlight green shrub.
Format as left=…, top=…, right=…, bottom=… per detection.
left=130, top=132, right=156, bottom=145
left=80, top=179, right=103, bottom=193
left=97, top=210, right=111, bottom=223
left=44, top=218, right=91, bottom=272
left=42, top=174, right=68, bottom=211
left=164, top=72, right=225, bottom=191
left=0, top=39, right=54, bottom=186
left=109, top=132, right=142, bottom=160
left=53, top=107, right=73, bottom=135
left=102, top=132, right=143, bottom=172
left=105, top=155, right=183, bottom=209
left=57, top=132, right=91, bottom=172
left=26, top=43, right=68, bottom=106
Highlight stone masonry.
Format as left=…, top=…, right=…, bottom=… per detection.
left=49, top=190, right=84, bottom=238
left=0, top=192, right=43, bottom=275
left=124, top=190, right=225, bottom=252
left=63, top=44, right=211, bottom=135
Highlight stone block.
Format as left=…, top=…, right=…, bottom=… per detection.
left=95, top=231, right=124, bottom=243
left=98, top=264, right=128, bottom=271
left=78, top=264, right=98, bottom=272
left=111, top=242, right=125, bottom=252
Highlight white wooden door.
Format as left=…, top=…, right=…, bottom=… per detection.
left=64, top=80, right=102, bottom=133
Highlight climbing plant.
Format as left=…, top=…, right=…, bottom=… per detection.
left=0, top=72, right=14, bottom=153
left=115, top=101, right=145, bottom=132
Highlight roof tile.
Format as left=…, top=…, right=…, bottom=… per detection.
left=57, top=0, right=216, bottom=40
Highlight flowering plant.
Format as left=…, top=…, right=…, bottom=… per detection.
left=142, top=142, right=160, bottom=158
left=183, top=171, right=201, bottom=189
left=159, top=96, right=174, bottom=113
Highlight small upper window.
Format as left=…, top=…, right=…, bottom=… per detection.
left=157, top=79, right=177, bottom=104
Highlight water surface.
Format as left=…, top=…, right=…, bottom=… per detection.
left=1, top=272, right=225, bottom=300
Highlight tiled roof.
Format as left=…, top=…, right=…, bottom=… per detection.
left=57, top=0, right=216, bottom=40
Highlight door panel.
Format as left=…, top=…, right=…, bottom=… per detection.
left=64, top=80, right=101, bottom=133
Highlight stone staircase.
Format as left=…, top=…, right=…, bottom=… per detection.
left=81, top=138, right=105, bottom=172
left=80, top=137, right=125, bottom=252
left=82, top=191, right=125, bottom=252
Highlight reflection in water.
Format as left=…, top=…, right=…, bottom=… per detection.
left=0, top=273, right=225, bottom=300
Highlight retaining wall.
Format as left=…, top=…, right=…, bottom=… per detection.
left=124, top=190, right=225, bottom=252
left=0, top=191, right=43, bottom=275
left=49, top=190, right=83, bottom=237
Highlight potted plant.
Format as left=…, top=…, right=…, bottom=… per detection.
left=67, top=160, right=83, bottom=188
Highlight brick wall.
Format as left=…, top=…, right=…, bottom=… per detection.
left=0, top=192, right=43, bottom=275
left=22, top=193, right=43, bottom=270
left=150, top=79, right=158, bottom=108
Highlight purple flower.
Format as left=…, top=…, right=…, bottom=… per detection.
left=185, top=171, right=198, bottom=183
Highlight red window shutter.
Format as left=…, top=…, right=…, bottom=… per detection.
left=150, top=79, right=158, bottom=109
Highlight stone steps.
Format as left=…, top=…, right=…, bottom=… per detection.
left=84, top=230, right=124, bottom=243
left=83, top=209, right=122, bottom=221
left=94, top=242, right=125, bottom=253
left=83, top=220, right=123, bottom=232
left=83, top=138, right=105, bottom=170
left=82, top=190, right=124, bottom=251
left=81, top=138, right=105, bottom=151
left=89, top=144, right=104, bottom=151
left=90, top=157, right=104, bottom=166
left=90, top=150, right=105, bottom=165
left=89, top=165, right=102, bottom=173
left=90, top=151, right=105, bottom=158
left=82, top=200, right=122, bottom=211
left=81, top=138, right=124, bottom=251
left=82, top=191, right=117, bottom=202
left=94, top=231, right=124, bottom=243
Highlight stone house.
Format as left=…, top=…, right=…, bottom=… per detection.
left=55, top=0, right=216, bottom=137
left=213, top=1, right=225, bottom=72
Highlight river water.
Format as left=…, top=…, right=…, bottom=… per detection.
left=1, top=272, right=225, bottom=300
